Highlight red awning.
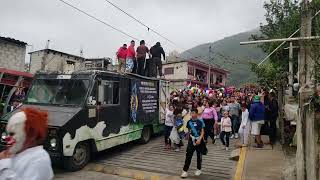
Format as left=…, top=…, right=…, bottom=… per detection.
left=0, top=68, right=33, bottom=78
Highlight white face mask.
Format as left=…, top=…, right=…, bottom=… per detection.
left=6, top=112, right=27, bottom=154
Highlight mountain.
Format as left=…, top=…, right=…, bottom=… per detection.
left=181, top=29, right=266, bottom=86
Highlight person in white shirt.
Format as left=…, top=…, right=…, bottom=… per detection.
left=220, top=112, right=232, bottom=151
left=238, top=104, right=251, bottom=147
left=0, top=108, right=54, bottom=180
left=164, top=105, right=174, bottom=149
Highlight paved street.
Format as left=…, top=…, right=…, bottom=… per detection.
left=55, top=136, right=237, bottom=180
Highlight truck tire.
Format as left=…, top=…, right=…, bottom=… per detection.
left=139, top=126, right=152, bottom=144
left=63, top=142, right=91, bottom=171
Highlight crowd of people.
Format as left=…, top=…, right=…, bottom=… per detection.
left=116, top=40, right=166, bottom=77
left=164, top=84, right=279, bottom=178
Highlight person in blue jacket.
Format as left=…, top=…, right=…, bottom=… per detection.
left=249, top=95, right=265, bottom=148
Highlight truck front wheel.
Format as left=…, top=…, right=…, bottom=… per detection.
left=63, top=142, right=91, bottom=171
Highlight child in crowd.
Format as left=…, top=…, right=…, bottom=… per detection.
left=174, top=114, right=185, bottom=152
left=238, top=104, right=250, bottom=147
left=220, top=111, right=232, bottom=150
left=165, top=105, right=174, bottom=149
left=213, top=101, right=222, bottom=139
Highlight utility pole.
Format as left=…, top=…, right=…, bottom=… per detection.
left=41, top=40, right=50, bottom=71
left=296, top=0, right=318, bottom=179
left=288, top=42, right=294, bottom=96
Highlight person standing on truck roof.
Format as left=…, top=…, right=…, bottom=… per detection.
left=0, top=108, right=54, bottom=180
left=150, top=42, right=165, bottom=78
left=126, top=40, right=136, bottom=73
left=116, top=44, right=127, bottom=74
left=136, top=40, right=150, bottom=76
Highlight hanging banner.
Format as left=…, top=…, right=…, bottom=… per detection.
left=130, top=79, right=159, bottom=124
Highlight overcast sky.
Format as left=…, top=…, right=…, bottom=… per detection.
left=1, top=0, right=267, bottom=61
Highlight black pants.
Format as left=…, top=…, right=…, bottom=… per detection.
left=164, top=125, right=173, bottom=145
left=220, top=131, right=231, bottom=147
left=183, top=140, right=202, bottom=171
left=268, top=119, right=277, bottom=144
left=203, top=119, right=215, bottom=141
left=137, top=58, right=146, bottom=76
left=150, top=57, right=162, bottom=77
left=132, top=59, right=137, bottom=74
left=145, top=59, right=151, bottom=77
left=231, top=115, right=240, bottom=134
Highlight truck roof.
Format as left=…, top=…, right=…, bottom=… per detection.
left=35, top=70, right=169, bottom=82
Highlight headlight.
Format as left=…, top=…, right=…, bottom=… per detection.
left=50, top=138, right=57, bottom=148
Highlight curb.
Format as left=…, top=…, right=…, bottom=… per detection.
left=84, top=163, right=185, bottom=180
left=234, top=147, right=247, bottom=180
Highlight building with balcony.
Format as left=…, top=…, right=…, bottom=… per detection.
left=162, top=57, right=229, bottom=90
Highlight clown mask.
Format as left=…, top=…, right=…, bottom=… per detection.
left=6, top=111, right=27, bottom=154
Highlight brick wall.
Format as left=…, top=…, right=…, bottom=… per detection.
left=0, top=41, right=26, bottom=71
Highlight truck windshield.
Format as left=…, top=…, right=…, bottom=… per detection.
left=25, top=79, right=90, bottom=106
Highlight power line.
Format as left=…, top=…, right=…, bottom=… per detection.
left=257, top=9, right=320, bottom=66
left=104, top=0, right=177, bottom=46
left=57, top=0, right=139, bottom=41
left=103, top=0, right=211, bottom=64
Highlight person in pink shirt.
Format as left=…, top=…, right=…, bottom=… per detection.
left=201, top=101, right=218, bottom=144
left=126, top=40, right=136, bottom=73
left=116, top=44, right=127, bottom=73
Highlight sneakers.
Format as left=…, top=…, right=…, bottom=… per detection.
left=195, top=169, right=202, bottom=176
left=212, top=139, right=216, bottom=144
left=226, top=147, right=229, bottom=151
left=181, top=171, right=188, bottom=178
left=230, top=135, right=235, bottom=139
left=235, top=133, right=239, bottom=139
left=174, top=148, right=180, bottom=152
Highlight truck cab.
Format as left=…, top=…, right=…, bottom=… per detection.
left=0, top=70, right=169, bottom=171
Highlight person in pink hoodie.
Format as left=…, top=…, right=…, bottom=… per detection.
left=201, top=101, right=218, bottom=144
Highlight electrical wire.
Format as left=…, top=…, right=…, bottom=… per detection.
left=103, top=0, right=214, bottom=64
left=104, top=0, right=177, bottom=46
left=257, top=9, right=320, bottom=66
left=57, top=0, right=139, bottom=40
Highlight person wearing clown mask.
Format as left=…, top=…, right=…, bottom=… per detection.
left=0, top=108, right=53, bottom=180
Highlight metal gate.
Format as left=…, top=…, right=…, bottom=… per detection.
left=159, top=80, right=170, bottom=124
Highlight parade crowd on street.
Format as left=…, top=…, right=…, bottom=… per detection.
left=164, top=84, right=279, bottom=178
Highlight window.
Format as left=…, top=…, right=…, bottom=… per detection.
left=164, top=67, right=174, bottom=75
left=99, top=81, right=120, bottom=105
left=216, top=75, right=223, bottom=84
left=188, top=66, right=194, bottom=75
left=26, top=79, right=90, bottom=105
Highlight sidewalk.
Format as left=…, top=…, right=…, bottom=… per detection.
left=236, top=136, right=286, bottom=180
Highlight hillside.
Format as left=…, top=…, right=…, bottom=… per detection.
left=181, top=29, right=266, bottom=86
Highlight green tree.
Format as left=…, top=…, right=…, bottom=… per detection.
left=252, top=0, right=320, bottom=87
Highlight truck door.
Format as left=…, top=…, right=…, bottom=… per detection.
left=97, top=77, right=122, bottom=137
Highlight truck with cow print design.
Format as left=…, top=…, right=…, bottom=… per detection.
left=0, top=70, right=170, bottom=171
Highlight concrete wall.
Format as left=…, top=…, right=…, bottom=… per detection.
left=162, top=62, right=188, bottom=80
left=0, top=40, right=26, bottom=71
left=30, top=51, right=82, bottom=74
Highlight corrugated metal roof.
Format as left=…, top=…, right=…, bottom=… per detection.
left=0, top=36, right=27, bottom=46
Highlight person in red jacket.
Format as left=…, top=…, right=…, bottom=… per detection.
left=116, top=44, right=127, bottom=73
left=126, top=40, right=136, bottom=73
